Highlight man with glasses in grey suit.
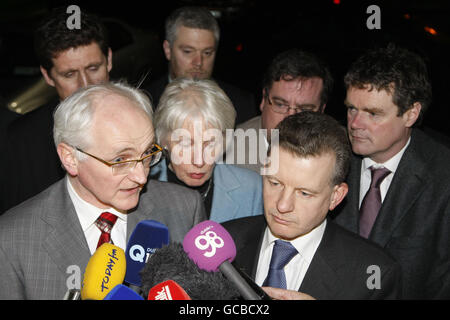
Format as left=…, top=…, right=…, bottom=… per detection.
left=0, top=82, right=206, bottom=300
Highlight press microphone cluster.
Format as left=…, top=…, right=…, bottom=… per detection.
left=72, top=219, right=270, bottom=300
left=73, top=220, right=169, bottom=300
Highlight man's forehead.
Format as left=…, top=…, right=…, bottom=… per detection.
left=51, top=42, right=106, bottom=69
left=271, top=76, right=323, bottom=92
left=174, top=26, right=216, bottom=46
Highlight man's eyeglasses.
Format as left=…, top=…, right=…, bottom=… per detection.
left=76, top=144, right=163, bottom=176
left=264, top=89, right=319, bottom=114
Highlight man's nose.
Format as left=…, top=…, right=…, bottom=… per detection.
left=192, top=52, right=203, bottom=67
left=276, top=189, right=295, bottom=214
left=128, top=161, right=148, bottom=185
left=348, top=111, right=364, bottom=130
left=78, top=72, right=90, bottom=87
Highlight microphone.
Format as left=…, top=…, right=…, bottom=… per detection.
left=125, top=220, right=169, bottom=292
left=63, top=289, right=81, bottom=300
left=147, top=280, right=191, bottom=300
left=183, top=220, right=271, bottom=300
left=139, top=242, right=240, bottom=300
left=103, top=284, right=144, bottom=300
left=80, top=243, right=126, bottom=300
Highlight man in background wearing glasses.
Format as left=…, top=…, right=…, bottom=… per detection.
left=231, top=49, right=333, bottom=173
left=0, top=82, right=206, bottom=300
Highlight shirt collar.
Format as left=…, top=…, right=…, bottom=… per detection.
left=66, top=178, right=127, bottom=232
left=362, top=136, right=411, bottom=174
left=264, top=219, right=327, bottom=264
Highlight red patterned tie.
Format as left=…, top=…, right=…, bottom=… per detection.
left=95, top=212, right=118, bottom=249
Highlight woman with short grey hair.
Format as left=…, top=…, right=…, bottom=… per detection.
left=152, top=78, right=263, bottom=223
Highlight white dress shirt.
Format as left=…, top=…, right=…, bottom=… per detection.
left=359, top=137, right=411, bottom=208
left=255, top=219, right=326, bottom=291
left=66, top=178, right=127, bottom=255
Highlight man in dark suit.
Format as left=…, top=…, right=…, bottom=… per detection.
left=142, top=6, right=257, bottom=125
left=1, top=8, right=112, bottom=214
left=331, top=44, right=450, bottom=299
left=223, top=112, right=401, bottom=300
left=0, top=82, right=206, bottom=300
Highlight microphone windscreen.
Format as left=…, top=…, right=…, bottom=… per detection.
left=183, top=220, right=236, bottom=272
left=81, top=243, right=126, bottom=300
left=140, top=242, right=240, bottom=300
left=147, top=280, right=191, bottom=300
left=125, top=220, right=169, bottom=287
left=103, top=284, right=144, bottom=300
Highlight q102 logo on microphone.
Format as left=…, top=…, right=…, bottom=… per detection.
left=195, top=230, right=224, bottom=257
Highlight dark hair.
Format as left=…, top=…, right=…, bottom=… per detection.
left=34, top=7, right=109, bottom=72
left=275, top=111, right=351, bottom=186
left=262, top=49, right=334, bottom=109
left=165, top=6, right=220, bottom=47
left=344, top=44, right=432, bottom=125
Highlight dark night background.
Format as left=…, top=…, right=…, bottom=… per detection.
left=1, top=0, right=450, bottom=138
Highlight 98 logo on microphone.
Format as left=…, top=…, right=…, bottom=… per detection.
left=195, top=231, right=224, bottom=257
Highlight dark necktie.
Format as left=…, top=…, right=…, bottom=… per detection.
left=359, top=166, right=391, bottom=238
left=263, top=240, right=298, bottom=289
left=95, top=212, right=118, bottom=249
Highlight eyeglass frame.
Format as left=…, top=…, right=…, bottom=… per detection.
left=75, top=143, right=163, bottom=175
left=264, top=88, right=320, bottom=114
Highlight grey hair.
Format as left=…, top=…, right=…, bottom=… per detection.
left=53, top=81, right=153, bottom=157
left=165, top=6, right=220, bottom=47
left=154, top=78, right=236, bottom=145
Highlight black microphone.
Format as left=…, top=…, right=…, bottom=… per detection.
left=139, top=242, right=240, bottom=300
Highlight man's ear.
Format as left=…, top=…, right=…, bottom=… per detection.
left=40, top=66, right=55, bottom=87
left=163, top=40, right=171, bottom=61
left=259, top=88, right=266, bottom=113
left=404, top=102, right=422, bottom=128
left=329, top=182, right=348, bottom=211
left=57, top=143, right=79, bottom=176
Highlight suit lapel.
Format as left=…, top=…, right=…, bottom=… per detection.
left=126, top=203, right=154, bottom=243
left=299, top=222, right=340, bottom=299
left=42, top=179, right=91, bottom=275
left=370, top=133, right=427, bottom=246
left=233, top=216, right=266, bottom=279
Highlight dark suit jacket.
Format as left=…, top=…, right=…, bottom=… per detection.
left=222, top=215, right=401, bottom=300
left=1, top=99, right=63, bottom=214
left=142, top=74, right=258, bottom=125
left=0, top=178, right=206, bottom=300
left=332, top=129, right=450, bottom=299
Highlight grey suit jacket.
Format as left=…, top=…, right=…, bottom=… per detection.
left=332, top=129, right=450, bottom=299
left=0, top=177, right=206, bottom=300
